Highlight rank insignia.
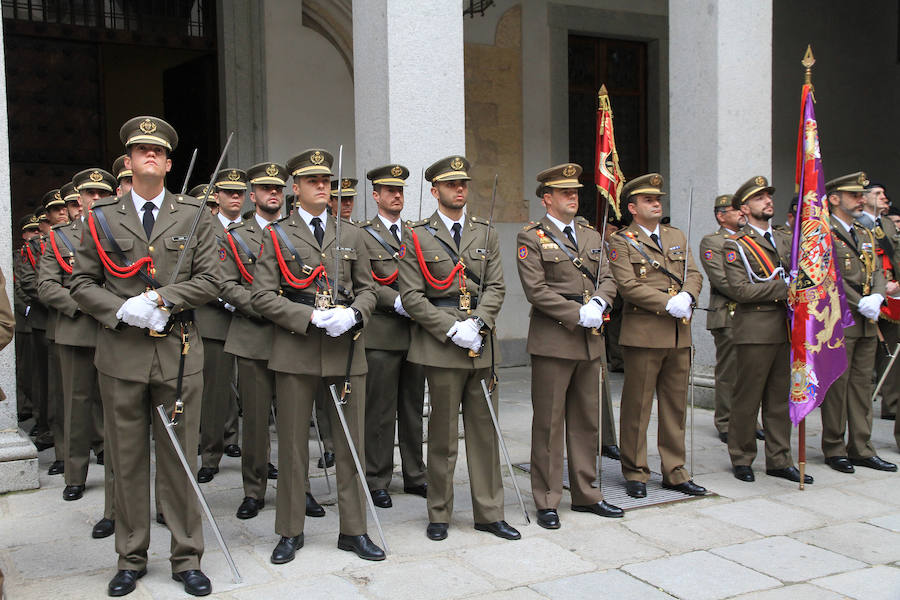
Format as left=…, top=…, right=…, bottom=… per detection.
left=518, top=246, right=528, bottom=260
left=218, top=248, right=227, bottom=261
left=704, top=250, right=713, bottom=261
left=725, top=251, right=737, bottom=263
left=609, top=249, right=617, bottom=261
left=536, top=229, right=545, bottom=239
left=397, top=244, right=406, bottom=259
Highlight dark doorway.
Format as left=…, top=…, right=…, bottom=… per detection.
left=568, top=35, right=648, bottom=227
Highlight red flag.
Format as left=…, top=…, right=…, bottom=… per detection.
left=595, top=84, right=624, bottom=220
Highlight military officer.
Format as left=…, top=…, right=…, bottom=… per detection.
left=14, top=215, right=39, bottom=422
left=399, top=155, right=519, bottom=542
left=330, top=177, right=356, bottom=220
left=70, top=116, right=218, bottom=597
left=112, top=154, right=133, bottom=197
left=360, top=164, right=427, bottom=508
left=607, top=174, right=707, bottom=498
left=516, top=163, right=624, bottom=529
left=822, top=172, right=897, bottom=473
left=250, top=149, right=384, bottom=564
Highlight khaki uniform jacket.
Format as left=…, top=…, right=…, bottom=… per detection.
left=69, top=191, right=222, bottom=382
left=607, top=223, right=702, bottom=348
left=398, top=211, right=505, bottom=369
left=194, top=218, right=231, bottom=342
left=872, top=215, right=900, bottom=278
left=360, top=217, right=412, bottom=352
left=221, top=219, right=273, bottom=361
left=831, top=216, right=886, bottom=339
left=700, top=227, right=737, bottom=331
left=0, top=266, right=12, bottom=400
left=250, top=214, right=376, bottom=376
left=721, top=227, right=791, bottom=344
left=14, top=248, right=32, bottom=333
left=516, top=216, right=616, bottom=361
left=19, top=236, right=48, bottom=330
left=37, top=220, right=98, bottom=348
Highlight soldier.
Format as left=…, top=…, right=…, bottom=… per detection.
left=14, top=215, right=39, bottom=422
left=70, top=116, right=218, bottom=597
left=250, top=149, right=384, bottom=564
left=516, top=163, right=624, bottom=529
left=399, top=155, right=518, bottom=542
left=112, top=154, right=132, bottom=197
left=330, top=177, right=356, bottom=220
left=822, top=172, right=897, bottom=473
left=359, top=164, right=427, bottom=508
left=607, top=174, right=707, bottom=499
left=720, top=177, right=811, bottom=483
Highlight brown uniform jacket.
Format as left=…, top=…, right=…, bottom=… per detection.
left=69, top=190, right=221, bottom=382
left=193, top=218, right=231, bottom=342
left=250, top=214, right=376, bottom=376
left=516, top=216, right=616, bottom=361
left=699, top=227, right=737, bottom=331
left=14, top=248, right=32, bottom=334
left=0, top=266, right=12, bottom=400
left=607, top=223, right=702, bottom=349
left=19, top=236, right=48, bottom=330
left=830, top=216, right=886, bottom=339
left=360, top=217, right=413, bottom=352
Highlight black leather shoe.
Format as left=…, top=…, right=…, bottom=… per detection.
left=883, top=413, right=897, bottom=421
left=755, top=429, right=766, bottom=440
left=317, top=451, right=335, bottom=469
left=825, top=456, right=855, bottom=473
left=662, top=480, right=708, bottom=496
left=733, top=465, right=755, bottom=482
left=474, top=520, right=521, bottom=540
left=851, top=456, right=899, bottom=472
left=48, top=460, right=64, bottom=475
left=572, top=501, right=624, bottom=518
left=34, top=438, right=54, bottom=452
left=236, top=496, right=264, bottom=519
left=404, top=483, right=428, bottom=498
left=271, top=534, right=304, bottom=564
left=267, top=462, right=278, bottom=479
left=371, top=489, right=392, bottom=508
left=171, top=569, right=212, bottom=596
left=601, top=445, right=621, bottom=460
left=224, top=444, right=241, bottom=458
left=306, top=492, right=325, bottom=517
left=63, top=484, right=85, bottom=500
left=29, top=424, right=44, bottom=437
left=537, top=509, right=560, bottom=529
left=108, top=568, right=146, bottom=597
left=338, top=533, right=386, bottom=561
left=156, top=512, right=166, bottom=525
left=767, top=466, right=814, bottom=483
left=96, top=451, right=104, bottom=465
left=718, top=431, right=728, bottom=443
left=625, top=480, right=646, bottom=498
left=426, top=522, right=448, bottom=540
left=17, top=411, right=32, bottom=422
left=196, top=467, right=218, bottom=483
left=92, top=518, right=115, bottom=539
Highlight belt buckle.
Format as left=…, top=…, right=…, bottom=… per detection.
left=582, top=290, right=591, bottom=305
left=573, top=257, right=583, bottom=268
left=668, top=286, right=678, bottom=296
left=301, top=264, right=313, bottom=275
left=148, top=327, right=168, bottom=338
left=458, top=291, right=471, bottom=311
left=315, top=290, right=334, bottom=309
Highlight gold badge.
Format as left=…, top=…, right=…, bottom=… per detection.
left=342, top=178, right=351, bottom=189
left=875, top=226, right=886, bottom=239
left=310, top=151, right=324, bottom=165
left=755, top=176, right=766, bottom=187
left=228, top=170, right=240, bottom=181
left=315, top=290, right=333, bottom=309
left=54, top=191, right=61, bottom=201
left=266, top=164, right=279, bottom=177
left=89, top=170, right=102, bottom=182
left=639, top=265, right=647, bottom=278
left=858, top=172, right=869, bottom=186
left=450, top=157, right=464, bottom=171
left=562, top=165, right=576, bottom=177
left=650, top=175, right=662, bottom=187
left=391, top=165, right=403, bottom=177
left=459, top=290, right=471, bottom=311
left=139, top=119, right=157, bottom=134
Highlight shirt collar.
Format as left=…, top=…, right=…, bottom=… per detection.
left=217, top=212, right=240, bottom=229
left=724, top=227, right=736, bottom=235
left=254, top=213, right=273, bottom=230
left=545, top=213, right=575, bottom=238
left=748, top=222, right=774, bottom=239
left=295, top=204, right=328, bottom=229
left=832, top=214, right=852, bottom=233
left=437, top=208, right=466, bottom=235
left=132, top=188, right=165, bottom=214
left=378, top=212, right=401, bottom=231
left=638, top=224, right=660, bottom=239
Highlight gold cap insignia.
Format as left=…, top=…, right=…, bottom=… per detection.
left=139, top=118, right=157, bottom=134
left=858, top=172, right=869, bottom=186
left=650, top=175, right=662, bottom=187
left=450, top=157, right=464, bottom=170
left=89, top=170, right=102, bottom=182
left=311, top=151, right=324, bottom=165
left=228, top=169, right=240, bottom=181
left=755, top=176, right=766, bottom=187
left=391, top=165, right=403, bottom=177
left=562, top=165, right=576, bottom=177
left=342, top=178, right=351, bottom=188
left=266, top=164, right=278, bottom=177
left=54, top=191, right=61, bottom=201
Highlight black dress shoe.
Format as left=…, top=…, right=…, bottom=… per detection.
left=625, top=480, right=646, bottom=498
left=371, top=489, right=392, bottom=508
left=63, top=484, right=85, bottom=501
left=601, top=445, right=621, bottom=460
left=196, top=467, right=218, bottom=483
left=156, top=512, right=166, bottom=525
left=92, top=518, right=115, bottom=539
left=426, top=522, right=448, bottom=540
left=662, top=480, right=708, bottom=496
left=17, top=411, right=32, bottom=422
left=171, top=569, right=212, bottom=596
left=404, top=483, right=428, bottom=498
left=34, top=438, right=54, bottom=452
left=267, top=462, right=279, bottom=479
left=825, top=456, right=855, bottom=473
left=108, top=568, right=146, bottom=597
left=851, top=456, right=899, bottom=472
left=236, top=496, right=264, bottom=519
left=537, top=509, right=560, bottom=529
left=572, top=501, right=624, bottom=518
left=271, top=534, right=304, bottom=564
left=96, top=450, right=104, bottom=465
left=474, top=520, right=521, bottom=540
left=718, top=431, right=728, bottom=443
left=882, top=413, right=897, bottom=421
left=338, top=533, right=386, bottom=561
left=224, top=444, right=241, bottom=458
left=755, top=429, right=766, bottom=440
left=28, top=424, right=42, bottom=436
left=767, top=466, right=814, bottom=484
left=306, top=492, right=325, bottom=517
left=317, top=451, right=335, bottom=469
left=48, top=460, right=64, bottom=475
left=733, top=465, right=755, bottom=482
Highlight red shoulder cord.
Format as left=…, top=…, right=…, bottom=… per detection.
left=39, top=239, right=45, bottom=255
left=226, top=232, right=254, bottom=284
left=23, top=245, right=36, bottom=270
left=87, top=210, right=155, bottom=279
left=49, top=230, right=72, bottom=274
left=267, top=226, right=327, bottom=289
left=408, top=228, right=466, bottom=291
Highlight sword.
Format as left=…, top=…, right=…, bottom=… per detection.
left=872, top=342, right=900, bottom=403
left=333, top=145, right=343, bottom=303
left=418, top=167, right=425, bottom=221
left=684, top=186, right=695, bottom=476
left=480, top=379, right=530, bottom=525
left=311, top=404, right=333, bottom=496
left=329, top=384, right=390, bottom=554
left=469, top=174, right=499, bottom=358
left=179, top=148, right=199, bottom=195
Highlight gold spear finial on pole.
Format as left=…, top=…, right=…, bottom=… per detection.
left=598, top=84, right=610, bottom=111
left=802, top=45, right=815, bottom=102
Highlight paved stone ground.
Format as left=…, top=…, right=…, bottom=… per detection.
left=2, top=366, right=899, bottom=599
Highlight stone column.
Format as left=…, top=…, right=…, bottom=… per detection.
left=0, top=22, right=39, bottom=493
left=669, top=0, right=773, bottom=402
left=352, top=0, right=465, bottom=222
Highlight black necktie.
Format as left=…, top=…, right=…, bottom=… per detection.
left=451, top=223, right=462, bottom=248
left=390, top=224, right=400, bottom=244
left=311, top=217, right=324, bottom=246
left=142, top=201, right=155, bottom=239
left=650, top=233, right=662, bottom=250
left=563, top=225, right=577, bottom=249
left=764, top=231, right=776, bottom=252
left=850, top=226, right=859, bottom=248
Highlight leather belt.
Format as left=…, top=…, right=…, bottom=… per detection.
left=120, top=309, right=195, bottom=337
left=430, top=297, right=479, bottom=309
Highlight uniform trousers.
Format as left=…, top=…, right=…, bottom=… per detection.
left=711, top=328, right=736, bottom=434
left=822, top=335, right=877, bottom=459
left=16, top=331, right=32, bottom=414
left=199, top=338, right=232, bottom=469
left=30, top=328, right=49, bottom=433
left=876, top=321, right=899, bottom=418
left=237, top=357, right=274, bottom=500
left=48, top=340, right=65, bottom=460
left=59, top=345, right=104, bottom=486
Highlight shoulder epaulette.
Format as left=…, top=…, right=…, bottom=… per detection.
left=50, top=222, right=68, bottom=231
left=93, top=196, right=118, bottom=208
left=408, top=218, right=430, bottom=227
left=574, top=216, right=594, bottom=228
left=470, top=215, right=492, bottom=227
left=175, top=194, right=201, bottom=207
left=227, top=220, right=248, bottom=232
left=727, top=231, right=746, bottom=240
left=361, top=219, right=374, bottom=227
left=523, top=221, right=540, bottom=231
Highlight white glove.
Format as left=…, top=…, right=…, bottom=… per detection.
left=665, top=291, right=694, bottom=319
left=393, top=294, right=409, bottom=317
left=578, top=300, right=606, bottom=329
left=116, top=294, right=158, bottom=329
left=25, top=305, right=30, bottom=317
left=219, top=298, right=236, bottom=313
left=322, top=307, right=358, bottom=337
left=448, top=319, right=483, bottom=350
left=147, top=308, right=170, bottom=332
left=311, top=309, right=332, bottom=329
left=858, top=293, right=884, bottom=321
